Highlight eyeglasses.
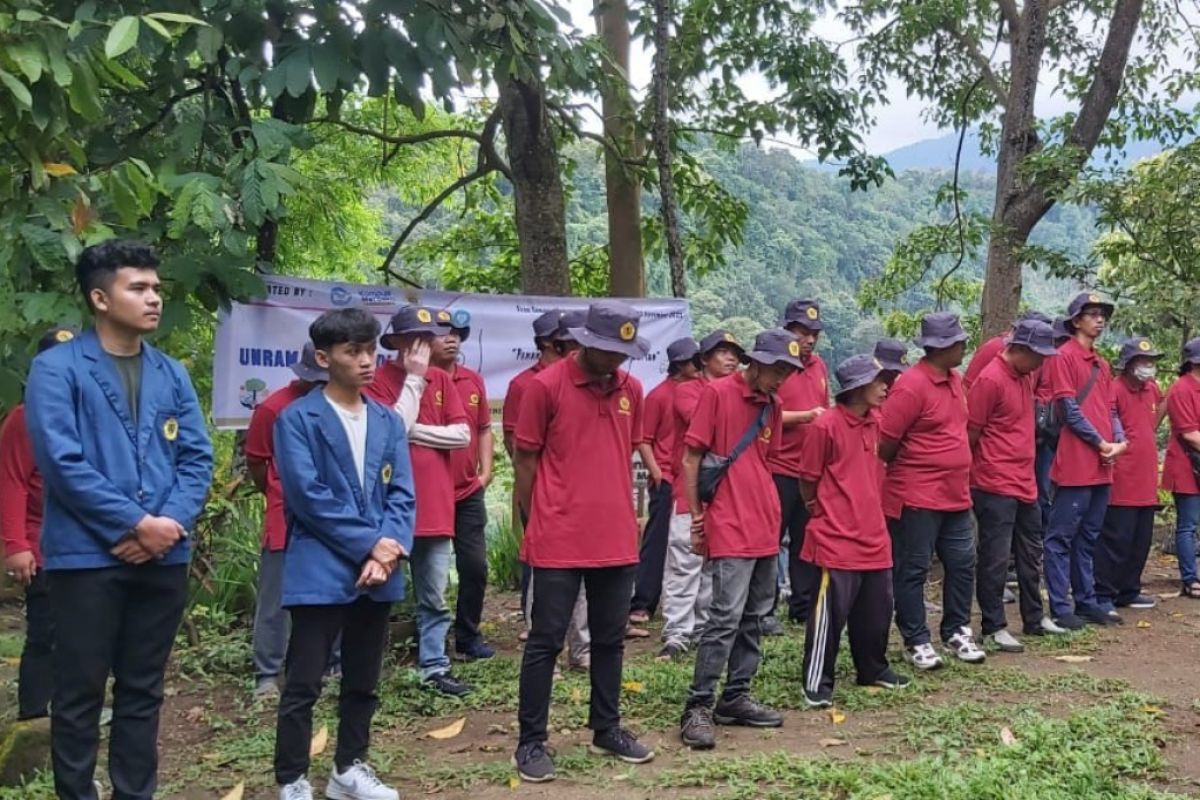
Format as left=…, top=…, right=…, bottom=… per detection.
left=1079, top=309, right=1108, bottom=319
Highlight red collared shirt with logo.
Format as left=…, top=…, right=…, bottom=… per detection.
left=684, top=371, right=783, bottom=559
left=1163, top=372, right=1200, bottom=495
left=365, top=361, right=469, bottom=537
left=644, top=377, right=681, bottom=485
left=515, top=356, right=644, bottom=567
left=880, top=359, right=972, bottom=518
left=766, top=354, right=830, bottom=477
left=964, top=334, right=1005, bottom=391
left=502, top=360, right=547, bottom=435
left=967, top=356, right=1038, bottom=503
left=449, top=365, right=491, bottom=502
left=1110, top=374, right=1162, bottom=506
left=245, top=380, right=312, bottom=551
left=1043, top=337, right=1115, bottom=487
left=799, top=404, right=890, bottom=570
left=671, top=376, right=708, bottom=513
left=0, top=405, right=43, bottom=566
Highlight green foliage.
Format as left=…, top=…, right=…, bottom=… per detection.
left=485, top=512, right=522, bottom=592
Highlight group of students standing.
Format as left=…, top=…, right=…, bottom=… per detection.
left=4, top=239, right=1200, bottom=799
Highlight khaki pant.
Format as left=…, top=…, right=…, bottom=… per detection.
left=661, top=512, right=712, bottom=647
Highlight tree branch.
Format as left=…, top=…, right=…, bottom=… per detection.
left=997, top=0, right=1021, bottom=33
left=947, top=26, right=1008, bottom=99
left=311, top=117, right=484, bottom=147
left=546, top=101, right=648, bottom=167
left=379, top=163, right=498, bottom=274
left=122, top=83, right=206, bottom=145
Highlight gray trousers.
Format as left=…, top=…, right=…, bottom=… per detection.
left=252, top=549, right=289, bottom=680
left=661, top=512, right=712, bottom=646
left=686, top=555, right=776, bottom=708
left=525, top=570, right=590, bottom=665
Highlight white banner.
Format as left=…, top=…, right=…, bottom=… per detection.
left=212, top=275, right=692, bottom=429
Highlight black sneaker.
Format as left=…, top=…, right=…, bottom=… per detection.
left=1119, top=594, right=1157, bottom=609
left=590, top=726, right=654, bottom=764
left=425, top=672, right=474, bottom=697
left=859, top=668, right=910, bottom=690
left=512, top=741, right=555, bottom=783
left=1053, top=613, right=1087, bottom=631
left=760, top=615, right=784, bottom=637
left=713, top=694, right=783, bottom=728
left=455, top=640, right=496, bottom=661
left=657, top=641, right=687, bottom=661
left=680, top=706, right=716, bottom=750
left=1076, top=607, right=1119, bottom=627
left=804, top=689, right=833, bottom=709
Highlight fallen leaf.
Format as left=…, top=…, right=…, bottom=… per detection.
left=310, top=725, right=328, bottom=757
left=1053, top=655, right=1093, bottom=663
left=425, top=717, right=466, bottom=740
left=220, top=782, right=244, bottom=800
left=1172, top=612, right=1184, bottom=618
left=828, top=708, right=846, bottom=725
left=864, top=686, right=882, bottom=695
left=1140, top=705, right=1163, bottom=715
left=819, top=738, right=848, bottom=747
left=1158, top=593, right=1178, bottom=600
left=622, top=680, right=645, bottom=693
left=488, top=724, right=508, bottom=735
left=479, top=744, right=502, bottom=753
left=184, top=705, right=204, bottom=723
left=1137, top=620, right=1152, bottom=629
left=1000, top=726, right=1017, bottom=746
left=508, top=776, right=520, bottom=790
left=569, top=687, right=584, bottom=704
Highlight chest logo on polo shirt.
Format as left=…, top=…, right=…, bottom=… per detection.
left=469, top=392, right=480, bottom=406
left=163, top=417, right=179, bottom=441
left=617, top=395, right=632, bottom=415
left=433, top=390, right=444, bottom=406
left=760, top=425, right=772, bottom=442
left=381, top=462, right=393, bottom=483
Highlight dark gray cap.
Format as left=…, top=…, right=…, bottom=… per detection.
left=1116, top=336, right=1163, bottom=370
left=914, top=312, right=968, bottom=350
left=781, top=298, right=823, bottom=331
left=532, top=310, right=563, bottom=339
left=1067, top=291, right=1115, bottom=321
left=698, top=329, right=745, bottom=357
left=1180, top=337, right=1200, bottom=374
left=555, top=310, right=588, bottom=342
left=291, top=342, right=329, bottom=383
left=567, top=301, right=650, bottom=358
left=381, top=304, right=450, bottom=349
left=667, top=337, right=699, bottom=363
left=873, top=338, right=910, bottom=372
left=835, top=353, right=886, bottom=397
left=746, top=329, right=805, bottom=369
left=1018, top=309, right=1053, bottom=325
left=1005, top=319, right=1059, bottom=357
left=1051, top=316, right=1070, bottom=342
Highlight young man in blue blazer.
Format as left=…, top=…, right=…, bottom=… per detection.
left=272, top=307, right=416, bottom=800
left=24, top=240, right=214, bottom=800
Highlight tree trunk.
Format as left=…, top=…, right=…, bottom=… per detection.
left=595, top=0, right=645, bottom=297
left=497, top=75, right=571, bottom=296
left=651, top=0, right=686, bottom=297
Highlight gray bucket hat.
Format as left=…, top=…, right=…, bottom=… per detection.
left=914, top=312, right=969, bottom=350
left=532, top=310, right=563, bottom=339
left=1116, top=336, right=1164, bottom=370
left=873, top=338, right=910, bottom=372
left=835, top=353, right=886, bottom=398
left=555, top=309, right=588, bottom=342
left=698, top=329, right=745, bottom=357
left=1004, top=319, right=1059, bottom=357
left=567, top=301, right=651, bottom=358
left=381, top=304, right=450, bottom=349
left=1066, top=291, right=1115, bottom=324
left=1051, top=316, right=1070, bottom=342
left=1018, top=309, right=1053, bottom=325
left=1179, top=337, right=1200, bottom=375
left=782, top=298, right=824, bottom=331
left=667, top=336, right=700, bottom=363
left=291, top=341, right=330, bottom=383
left=746, top=329, right=806, bottom=369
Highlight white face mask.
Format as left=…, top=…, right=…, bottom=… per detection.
left=1133, top=364, right=1157, bottom=382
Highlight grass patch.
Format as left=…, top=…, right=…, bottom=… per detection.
left=0, top=632, right=23, bottom=660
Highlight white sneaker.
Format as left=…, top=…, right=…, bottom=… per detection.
left=326, top=761, right=399, bottom=800
left=904, top=642, right=944, bottom=671
left=1039, top=616, right=1068, bottom=635
left=280, top=777, right=314, bottom=800
left=986, top=629, right=1025, bottom=653
left=945, top=626, right=987, bottom=663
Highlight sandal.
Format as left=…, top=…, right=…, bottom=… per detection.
left=1180, top=582, right=1200, bottom=598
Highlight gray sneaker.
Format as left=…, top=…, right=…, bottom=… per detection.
left=513, top=741, right=556, bottom=783
left=279, top=777, right=313, bottom=800
left=680, top=705, right=716, bottom=750
left=986, top=629, right=1025, bottom=653
left=591, top=726, right=654, bottom=764
left=713, top=695, right=783, bottom=728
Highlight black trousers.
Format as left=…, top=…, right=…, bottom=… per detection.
left=19, top=569, right=54, bottom=720
left=802, top=568, right=892, bottom=697
left=771, top=473, right=817, bottom=621
left=48, top=565, right=187, bottom=800
left=971, top=489, right=1044, bottom=635
left=275, top=598, right=391, bottom=784
left=890, top=507, right=975, bottom=646
left=453, top=488, right=489, bottom=648
left=1095, top=505, right=1156, bottom=607
left=518, top=566, right=634, bottom=746
left=630, top=481, right=673, bottom=616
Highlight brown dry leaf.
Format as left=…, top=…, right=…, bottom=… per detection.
left=426, top=717, right=466, bottom=740
left=622, top=680, right=645, bottom=693
left=43, top=162, right=78, bottom=177
left=1136, top=620, right=1152, bottom=629
left=1053, top=655, right=1093, bottom=664
left=70, top=195, right=97, bottom=235
left=828, top=708, right=846, bottom=725
left=999, top=726, right=1017, bottom=746
left=220, top=782, right=245, bottom=800
left=479, top=744, right=502, bottom=753
left=184, top=705, right=204, bottom=723
left=1172, top=612, right=1184, bottom=618
left=1139, top=705, right=1164, bottom=715
left=1158, top=592, right=1178, bottom=600
left=819, top=738, right=848, bottom=747
left=310, top=725, right=328, bottom=756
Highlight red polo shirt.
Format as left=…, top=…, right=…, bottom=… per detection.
left=684, top=372, right=782, bottom=559
left=644, top=377, right=680, bottom=484
left=245, top=380, right=312, bottom=551
left=672, top=377, right=709, bottom=513
left=0, top=406, right=43, bottom=566
left=1044, top=338, right=1115, bottom=487
left=365, top=361, right=469, bottom=537
left=766, top=354, right=830, bottom=477
left=798, top=404, right=890, bottom=570
left=880, top=359, right=972, bottom=518
left=1110, top=375, right=1162, bottom=506
left=448, top=365, right=491, bottom=501
left=516, top=356, right=644, bottom=567
left=967, top=356, right=1037, bottom=503
left=964, top=335, right=1005, bottom=391
left=1163, top=373, right=1200, bottom=495
left=502, top=360, right=548, bottom=434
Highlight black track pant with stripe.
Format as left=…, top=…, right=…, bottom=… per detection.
left=803, top=568, right=893, bottom=699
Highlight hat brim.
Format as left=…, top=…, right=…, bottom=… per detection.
left=914, top=331, right=969, bottom=349
left=569, top=327, right=651, bottom=358
left=1117, top=349, right=1163, bottom=369
left=876, top=358, right=908, bottom=372
left=291, top=362, right=329, bottom=382
left=668, top=347, right=700, bottom=363
left=700, top=340, right=746, bottom=358
left=380, top=325, right=445, bottom=350
left=1004, top=336, right=1059, bottom=358
left=783, top=315, right=824, bottom=331
left=835, top=367, right=885, bottom=398
left=747, top=350, right=805, bottom=369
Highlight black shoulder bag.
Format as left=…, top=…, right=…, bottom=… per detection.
left=697, top=402, right=771, bottom=503
left=1036, top=362, right=1100, bottom=448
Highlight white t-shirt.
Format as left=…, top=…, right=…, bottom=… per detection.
left=324, top=392, right=368, bottom=489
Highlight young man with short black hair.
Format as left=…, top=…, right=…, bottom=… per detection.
left=272, top=308, right=415, bottom=800
left=26, top=240, right=213, bottom=800
left=679, top=329, right=801, bottom=750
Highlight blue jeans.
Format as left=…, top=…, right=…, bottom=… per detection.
left=1035, top=443, right=1055, bottom=529
left=1044, top=484, right=1110, bottom=617
left=1175, top=494, right=1200, bottom=586
left=410, top=536, right=453, bottom=679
